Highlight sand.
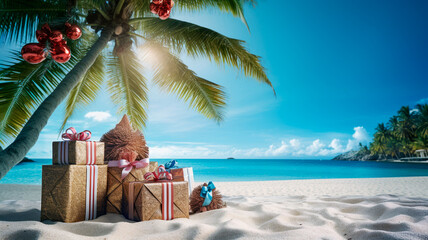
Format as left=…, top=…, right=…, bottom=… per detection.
left=1, top=177, right=428, bottom=240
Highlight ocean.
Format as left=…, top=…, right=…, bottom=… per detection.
left=2, top=158, right=428, bottom=185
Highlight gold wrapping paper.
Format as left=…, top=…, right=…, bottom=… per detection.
left=122, top=181, right=189, bottom=221
left=52, top=141, right=105, bottom=165
left=106, top=161, right=158, bottom=213
left=41, top=165, right=107, bottom=223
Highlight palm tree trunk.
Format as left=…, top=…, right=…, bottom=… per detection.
left=0, top=28, right=114, bottom=180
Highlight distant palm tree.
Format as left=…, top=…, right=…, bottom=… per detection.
left=413, top=135, right=428, bottom=151
left=0, top=0, right=274, bottom=179
left=368, top=104, right=428, bottom=160
left=373, top=123, right=389, bottom=158
left=396, top=106, right=416, bottom=142
left=385, top=137, right=401, bottom=159
left=416, top=104, right=428, bottom=137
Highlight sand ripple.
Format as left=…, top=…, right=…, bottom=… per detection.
left=0, top=194, right=427, bottom=240
left=1, top=177, right=428, bottom=240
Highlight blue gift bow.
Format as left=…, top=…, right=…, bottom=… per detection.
left=164, top=159, right=178, bottom=170
left=200, top=181, right=215, bottom=207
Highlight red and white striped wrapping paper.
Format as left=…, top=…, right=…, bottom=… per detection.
left=162, top=182, right=174, bottom=220
left=85, top=165, right=98, bottom=220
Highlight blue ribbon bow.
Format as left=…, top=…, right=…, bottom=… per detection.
left=164, top=159, right=178, bottom=170
left=200, top=181, right=216, bottom=207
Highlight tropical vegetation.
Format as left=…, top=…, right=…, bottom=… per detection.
left=368, top=104, right=428, bottom=159
left=0, top=0, right=274, bottom=179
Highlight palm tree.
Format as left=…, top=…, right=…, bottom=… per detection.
left=413, top=135, right=428, bottom=151
left=415, top=104, right=428, bottom=137
left=0, top=0, right=274, bottom=179
left=385, top=137, right=401, bottom=159
left=372, top=123, right=389, bottom=158
left=396, top=106, right=417, bottom=142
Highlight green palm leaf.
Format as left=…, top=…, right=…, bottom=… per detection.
left=131, top=17, right=274, bottom=94
left=0, top=0, right=69, bottom=44
left=107, top=50, right=149, bottom=129
left=141, top=41, right=226, bottom=121
left=0, top=53, right=74, bottom=145
left=60, top=54, right=105, bottom=132
left=0, top=28, right=96, bottom=145
left=174, top=0, right=251, bottom=30
left=129, top=0, right=251, bottom=29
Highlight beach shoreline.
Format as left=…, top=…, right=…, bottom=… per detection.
left=1, top=177, right=428, bottom=239
left=2, top=176, right=428, bottom=201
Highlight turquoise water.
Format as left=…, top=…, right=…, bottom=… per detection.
left=1, top=159, right=428, bottom=185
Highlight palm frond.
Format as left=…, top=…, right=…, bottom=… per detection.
left=76, top=0, right=109, bottom=10
left=174, top=0, right=252, bottom=30
left=60, top=54, right=105, bottom=132
left=141, top=41, right=226, bottom=122
left=76, top=0, right=112, bottom=21
left=0, top=28, right=98, bottom=145
left=0, top=0, right=69, bottom=44
left=107, top=50, right=148, bottom=129
left=129, top=0, right=252, bottom=29
left=132, top=17, right=274, bottom=94
left=0, top=53, right=77, bottom=145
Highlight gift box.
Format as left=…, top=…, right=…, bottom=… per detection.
left=170, top=167, right=194, bottom=196
left=41, top=165, right=107, bottom=223
left=106, top=161, right=158, bottom=213
left=52, top=141, right=105, bottom=165
left=122, top=181, right=189, bottom=221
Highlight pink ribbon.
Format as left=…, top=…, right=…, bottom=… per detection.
left=144, top=165, right=172, bottom=181
left=62, top=127, right=91, bottom=141
left=108, top=158, right=150, bottom=180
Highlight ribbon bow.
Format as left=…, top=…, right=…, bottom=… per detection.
left=108, top=158, right=149, bottom=180
left=164, top=159, right=178, bottom=170
left=200, top=181, right=216, bottom=207
left=62, top=127, right=91, bottom=141
left=144, top=165, right=172, bottom=181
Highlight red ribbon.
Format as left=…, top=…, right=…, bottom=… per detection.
left=62, top=127, right=91, bottom=141
left=144, top=165, right=172, bottom=181
left=108, top=158, right=149, bottom=180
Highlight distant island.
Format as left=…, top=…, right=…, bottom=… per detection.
left=333, top=104, right=428, bottom=162
left=19, top=157, right=35, bottom=164
left=0, top=146, right=34, bottom=164
left=227, top=157, right=235, bottom=159
left=333, top=149, right=379, bottom=161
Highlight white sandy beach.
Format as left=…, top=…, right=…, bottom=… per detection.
left=1, top=177, right=428, bottom=240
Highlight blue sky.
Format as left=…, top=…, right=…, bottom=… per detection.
left=3, top=0, right=428, bottom=159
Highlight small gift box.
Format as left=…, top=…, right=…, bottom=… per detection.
left=164, top=160, right=194, bottom=196
left=52, top=127, right=104, bottom=165
left=106, top=151, right=158, bottom=214
left=41, top=165, right=107, bottom=223
left=122, top=181, right=189, bottom=221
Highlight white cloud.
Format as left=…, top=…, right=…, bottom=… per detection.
left=345, top=126, right=370, bottom=151
left=150, top=126, right=370, bottom=158
left=242, top=126, right=370, bottom=158
left=84, top=111, right=113, bottom=122
left=149, top=145, right=219, bottom=158
left=27, top=126, right=371, bottom=159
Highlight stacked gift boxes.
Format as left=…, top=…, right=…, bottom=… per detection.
left=41, top=119, right=200, bottom=223
left=41, top=128, right=107, bottom=223
left=105, top=151, right=158, bottom=214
